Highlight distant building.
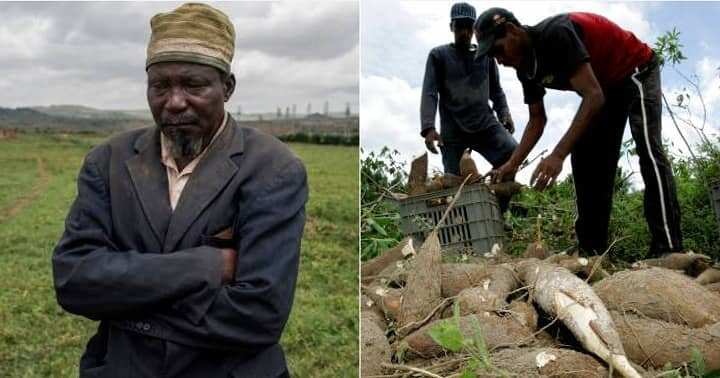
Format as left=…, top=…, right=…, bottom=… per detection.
left=0, top=129, right=17, bottom=139
left=305, top=113, right=329, bottom=120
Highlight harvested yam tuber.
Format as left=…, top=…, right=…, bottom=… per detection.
left=447, top=265, right=519, bottom=316
left=400, top=312, right=535, bottom=358
left=516, top=260, right=642, bottom=378
left=523, top=216, right=548, bottom=260
left=523, top=241, right=548, bottom=259
left=487, top=347, right=610, bottom=378
left=450, top=286, right=505, bottom=317
left=424, top=176, right=444, bottom=192
left=369, top=262, right=510, bottom=298
left=487, top=181, right=524, bottom=197
left=507, top=300, right=539, bottom=330
left=425, top=173, right=465, bottom=192
left=361, top=294, right=387, bottom=329
left=544, top=252, right=570, bottom=264
left=440, top=173, right=464, bottom=188
left=555, top=256, right=610, bottom=282
left=368, top=258, right=412, bottom=287
left=593, top=267, right=720, bottom=327
left=361, top=237, right=414, bottom=283
left=399, top=231, right=443, bottom=331
left=696, top=267, right=720, bottom=285
left=631, top=252, right=711, bottom=276
left=459, top=149, right=481, bottom=182
left=707, top=282, right=720, bottom=297
left=441, top=263, right=492, bottom=297
left=364, top=285, right=402, bottom=320
left=361, top=313, right=391, bottom=377
left=610, top=311, right=720, bottom=370
left=408, top=153, right=428, bottom=196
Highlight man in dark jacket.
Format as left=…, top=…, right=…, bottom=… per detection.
left=421, top=2, right=517, bottom=183
left=477, top=8, right=682, bottom=256
left=52, top=3, right=307, bottom=377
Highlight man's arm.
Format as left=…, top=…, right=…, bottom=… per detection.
left=420, top=51, right=444, bottom=153
left=420, top=51, right=439, bottom=136
left=491, top=100, right=547, bottom=182
left=52, top=153, right=226, bottom=320
left=488, top=58, right=512, bottom=130
left=531, top=62, right=604, bottom=190
left=145, top=158, right=308, bottom=350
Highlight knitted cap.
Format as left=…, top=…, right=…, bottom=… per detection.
left=450, top=2, right=476, bottom=21
left=146, top=3, right=235, bottom=73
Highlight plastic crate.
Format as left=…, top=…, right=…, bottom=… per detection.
left=398, top=183, right=504, bottom=255
left=712, top=179, right=720, bottom=234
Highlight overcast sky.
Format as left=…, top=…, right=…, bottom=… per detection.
left=0, top=1, right=359, bottom=114
left=361, top=1, right=720, bottom=188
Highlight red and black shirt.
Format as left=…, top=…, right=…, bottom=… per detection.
left=519, top=12, right=653, bottom=104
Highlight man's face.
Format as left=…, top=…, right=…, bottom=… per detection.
left=451, top=19, right=474, bottom=48
left=484, top=24, right=526, bottom=68
left=147, top=62, right=234, bottom=160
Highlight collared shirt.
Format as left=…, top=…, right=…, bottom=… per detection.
left=160, top=112, right=228, bottom=210
left=420, top=43, right=509, bottom=143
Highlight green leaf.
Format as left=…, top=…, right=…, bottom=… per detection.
left=365, top=217, right=388, bottom=236
left=460, top=365, right=478, bottom=378
left=690, top=347, right=706, bottom=376
left=428, top=319, right=464, bottom=353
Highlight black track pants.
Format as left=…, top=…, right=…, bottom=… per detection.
left=571, top=57, right=683, bottom=256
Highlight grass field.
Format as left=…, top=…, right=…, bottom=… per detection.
left=0, top=132, right=358, bottom=377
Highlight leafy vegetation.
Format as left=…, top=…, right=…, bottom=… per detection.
left=278, top=132, right=358, bottom=145
left=428, top=303, right=508, bottom=378
left=0, top=132, right=358, bottom=377
left=360, top=147, right=406, bottom=261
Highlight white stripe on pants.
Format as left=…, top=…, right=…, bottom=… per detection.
left=630, top=67, right=674, bottom=250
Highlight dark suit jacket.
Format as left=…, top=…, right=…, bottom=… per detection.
left=52, top=116, right=307, bottom=378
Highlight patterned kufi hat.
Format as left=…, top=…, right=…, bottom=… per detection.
left=146, top=3, right=235, bottom=73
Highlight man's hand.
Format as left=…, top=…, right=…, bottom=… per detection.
left=500, top=113, right=515, bottom=134
left=424, top=129, right=443, bottom=154
left=530, top=153, right=563, bottom=191
left=220, top=248, right=237, bottom=284
left=489, top=161, right=519, bottom=184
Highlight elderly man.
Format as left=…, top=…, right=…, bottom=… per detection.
left=421, top=3, right=517, bottom=189
left=52, top=3, right=306, bottom=377
left=476, top=8, right=682, bottom=256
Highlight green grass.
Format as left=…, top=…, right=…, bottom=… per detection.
left=0, top=132, right=358, bottom=377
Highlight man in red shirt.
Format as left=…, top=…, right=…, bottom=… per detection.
left=475, top=8, right=682, bottom=257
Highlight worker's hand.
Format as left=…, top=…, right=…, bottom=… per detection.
left=500, top=113, right=515, bottom=134
left=489, top=161, right=518, bottom=184
left=424, top=129, right=443, bottom=154
left=530, top=153, right=563, bottom=191
left=220, top=248, right=237, bottom=284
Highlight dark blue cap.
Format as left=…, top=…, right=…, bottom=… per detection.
left=450, top=2, right=476, bottom=21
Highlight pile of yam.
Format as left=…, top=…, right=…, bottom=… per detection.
left=405, top=151, right=524, bottom=198
left=361, top=235, right=720, bottom=377
left=365, top=152, right=719, bottom=376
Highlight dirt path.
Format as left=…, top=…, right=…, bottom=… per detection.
left=0, top=157, right=50, bottom=224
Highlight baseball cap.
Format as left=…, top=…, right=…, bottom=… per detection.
left=473, top=7, right=519, bottom=57
left=450, top=2, right=476, bottom=21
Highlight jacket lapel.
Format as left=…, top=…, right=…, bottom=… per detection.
left=125, top=128, right=172, bottom=247
left=163, top=117, right=242, bottom=252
